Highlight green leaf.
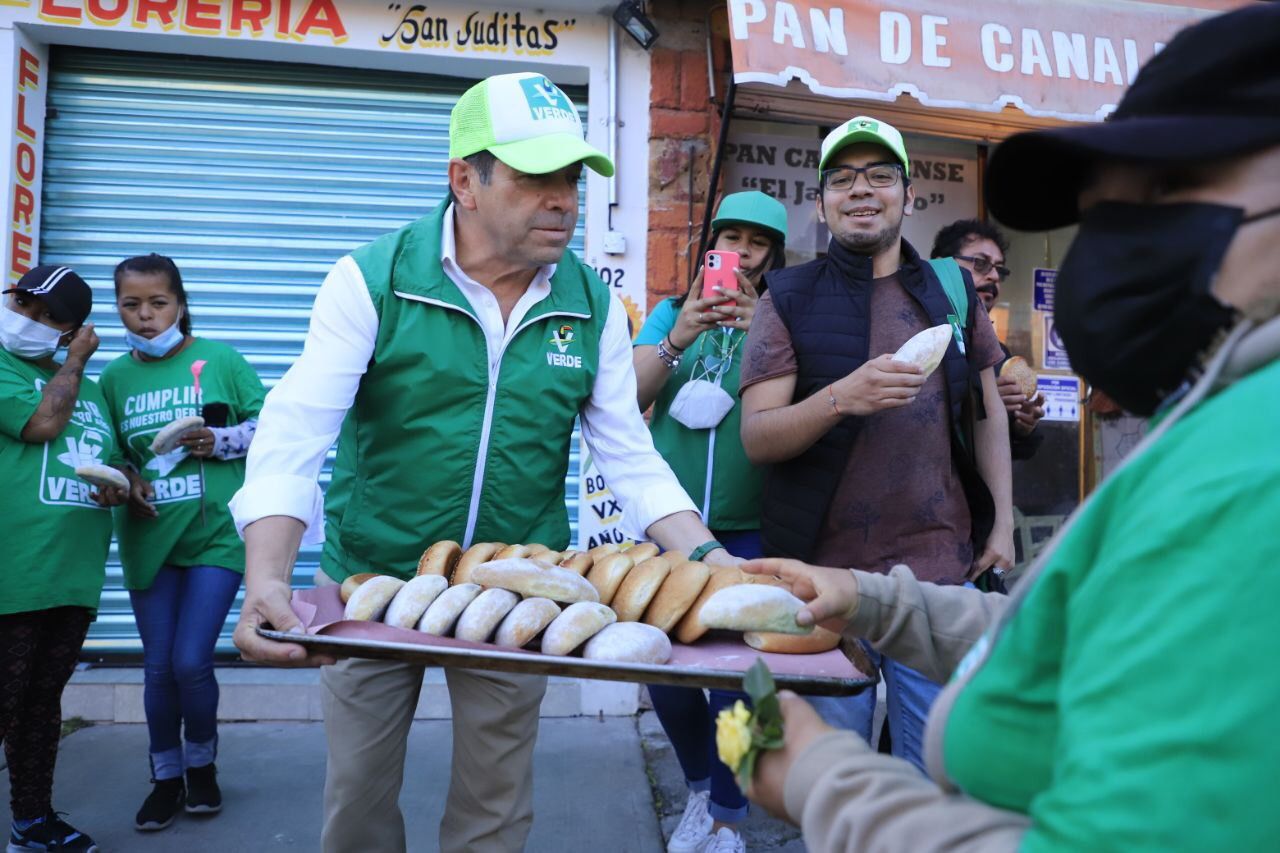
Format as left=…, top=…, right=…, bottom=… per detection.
left=738, top=748, right=760, bottom=791
left=743, top=658, right=778, bottom=704
left=755, top=694, right=781, bottom=725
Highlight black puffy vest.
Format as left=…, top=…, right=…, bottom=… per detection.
left=758, top=237, right=994, bottom=562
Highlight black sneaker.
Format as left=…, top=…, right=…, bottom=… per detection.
left=185, top=763, right=222, bottom=814
left=8, top=810, right=99, bottom=851
left=134, top=777, right=185, bottom=831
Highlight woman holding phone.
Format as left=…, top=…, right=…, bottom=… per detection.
left=632, top=191, right=787, bottom=853
left=98, top=254, right=265, bottom=833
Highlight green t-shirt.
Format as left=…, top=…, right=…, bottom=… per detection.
left=99, top=338, right=265, bottom=590
left=0, top=349, right=119, bottom=615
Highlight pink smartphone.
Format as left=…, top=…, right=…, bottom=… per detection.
left=702, top=250, right=740, bottom=301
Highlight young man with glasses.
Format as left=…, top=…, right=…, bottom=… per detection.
left=932, top=219, right=1045, bottom=457
left=739, top=117, right=1013, bottom=771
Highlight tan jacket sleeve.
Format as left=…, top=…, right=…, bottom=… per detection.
left=784, top=731, right=1030, bottom=852
left=847, top=564, right=1011, bottom=684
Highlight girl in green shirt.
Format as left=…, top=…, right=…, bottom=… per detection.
left=98, top=255, right=265, bottom=833
left=632, top=192, right=787, bottom=853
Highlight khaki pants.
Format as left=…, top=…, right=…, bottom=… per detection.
left=315, top=573, right=547, bottom=853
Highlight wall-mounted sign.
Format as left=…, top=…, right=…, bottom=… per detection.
left=1043, top=314, right=1071, bottom=371
left=1038, top=375, right=1080, bottom=423
left=1033, top=267, right=1055, bottom=312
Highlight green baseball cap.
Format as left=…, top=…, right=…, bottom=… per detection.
left=818, top=115, right=910, bottom=178
left=450, top=72, right=614, bottom=177
left=711, top=191, right=788, bottom=244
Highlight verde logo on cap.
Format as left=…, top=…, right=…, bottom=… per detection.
left=521, top=76, right=575, bottom=123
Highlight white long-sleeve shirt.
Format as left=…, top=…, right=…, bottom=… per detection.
left=228, top=206, right=696, bottom=547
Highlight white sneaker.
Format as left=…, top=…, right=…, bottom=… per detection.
left=700, top=826, right=746, bottom=853
left=667, top=790, right=713, bottom=853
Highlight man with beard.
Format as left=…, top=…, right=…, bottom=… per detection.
left=229, top=73, right=738, bottom=853
left=739, top=117, right=1013, bottom=770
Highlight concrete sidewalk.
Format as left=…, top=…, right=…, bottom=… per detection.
left=2, top=718, right=664, bottom=852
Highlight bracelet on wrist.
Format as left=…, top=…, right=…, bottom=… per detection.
left=688, top=540, right=725, bottom=563
left=656, top=338, right=682, bottom=371
left=827, top=384, right=843, bottom=417
left=663, top=334, right=686, bottom=353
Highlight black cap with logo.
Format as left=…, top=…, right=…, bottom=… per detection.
left=986, top=4, right=1280, bottom=231
left=3, top=265, right=93, bottom=326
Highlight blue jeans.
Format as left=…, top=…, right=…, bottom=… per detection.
left=129, top=564, right=242, bottom=781
left=646, top=529, right=763, bottom=824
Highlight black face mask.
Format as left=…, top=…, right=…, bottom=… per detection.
left=1056, top=200, right=1280, bottom=416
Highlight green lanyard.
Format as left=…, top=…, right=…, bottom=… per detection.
left=690, top=328, right=743, bottom=386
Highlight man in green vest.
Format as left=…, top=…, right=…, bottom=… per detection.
left=229, top=72, right=738, bottom=853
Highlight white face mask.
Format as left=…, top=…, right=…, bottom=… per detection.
left=669, top=379, right=736, bottom=429
left=0, top=301, right=64, bottom=360
left=124, top=312, right=184, bottom=359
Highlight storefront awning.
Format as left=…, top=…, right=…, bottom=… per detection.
left=726, top=0, right=1251, bottom=124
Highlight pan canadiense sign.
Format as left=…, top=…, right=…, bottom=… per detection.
left=726, top=0, right=1242, bottom=121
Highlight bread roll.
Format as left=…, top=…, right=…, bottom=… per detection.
left=495, top=544, right=533, bottom=560
left=745, top=626, right=840, bottom=654
left=417, top=540, right=462, bottom=579
left=453, top=543, right=503, bottom=586
left=642, top=561, right=712, bottom=633
left=583, top=622, right=672, bottom=664
left=663, top=550, right=688, bottom=566
left=417, top=583, right=482, bottom=635
left=1000, top=355, right=1039, bottom=399
left=74, top=464, right=129, bottom=491
left=339, top=572, right=378, bottom=604
left=699, top=584, right=813, bottom=635
left=587, top=543, right=622, bottom=562
left=455, top=588, right=520, bottom=643
left=384, top=575, right=449, bottom=629
left=149, top=415, right=205, bottom=455
left=558, top=551, right=594, bottom=576
left=585, top=553, right=635, bottom=606
left=471, top=558, right=600, bottom=603
left=526, top=546, right=561, bottom=565
left=494, top=598, right=561, bottom=648
left=674, top=567, right=745, bottom=645
left=610, top=557, right=672, bottom=622
left=343, top=576, right=406, bottom=622
left=541, top=601, right=617, bottom=656
left=624, top=542, right=660, bottom=563
left=892, top=324, right=952, bottom=378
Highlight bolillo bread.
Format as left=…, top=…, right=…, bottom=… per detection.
left=541, top=601, right=617, bottom=656
left=74, top=464, right=129, bottom=491
left=1000, top=355, right=1039, bottom=399
left=587, top=543, right=622, bottom=562
left=494, top=598, right=561, bottom=648
left=624, top=542, right=661, bottom=563
left=642, top=561, right=712, bottom=633
left=610, top=556, right=672, bottom=622
left=583, top=622, right=672, bottom=664
left=417, top=540, right=463, bottom=579
left=417, top=583, right=482, bottom=635
left=343, top=576, right=405, bottom=622
left=454, top=588, right=520, bottom=643
left=698, top=584, right=812, bottom=635
left=471, top=558, right=599, bottom=604
left=892, top=324, right=952, bottom=379
left=452, top=543, right=504, bottom=586
left=745, top=626, right=840, bottom=654
left=339, top=572, right=378, bottom=604
left=384, top=575, right=449, bottom=629
left=558, top=551, right=594, bottom=576
left=585, top=553, right=635, bottom=606
left=495, top=544, right=534, bottom=560
left=673, top=567, right=744, bottom=645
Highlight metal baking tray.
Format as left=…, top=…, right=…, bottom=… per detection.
left=257, top=627, right=873, bottom=697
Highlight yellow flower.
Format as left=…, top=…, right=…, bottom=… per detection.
left=715, top=700, right=754, bottom=773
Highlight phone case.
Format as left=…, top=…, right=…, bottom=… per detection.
left=702, top=251, right=740, bottom=301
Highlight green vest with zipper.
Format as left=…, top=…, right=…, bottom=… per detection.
left=321, top=202, right=609, bottom=582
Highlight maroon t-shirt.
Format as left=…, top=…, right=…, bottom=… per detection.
left=741, top=274, right=1003, bottom=584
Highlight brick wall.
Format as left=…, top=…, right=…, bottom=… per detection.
left=644, top=0, right=728, bottom=312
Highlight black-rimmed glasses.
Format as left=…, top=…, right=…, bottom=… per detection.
left=955, top=255, right=1011, bottom=281
left=821, top=164, right=902, bottom=191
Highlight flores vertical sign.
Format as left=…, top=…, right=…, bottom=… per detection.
left=7, top=39, right=45, bottom=284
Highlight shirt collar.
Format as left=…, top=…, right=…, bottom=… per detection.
left=440, top=202, right=557, bottom=297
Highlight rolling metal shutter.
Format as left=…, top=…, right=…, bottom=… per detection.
left=39, top=47, right=588, bottom=657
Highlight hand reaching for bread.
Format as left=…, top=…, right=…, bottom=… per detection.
left=740, top=558, right=860, bottom=635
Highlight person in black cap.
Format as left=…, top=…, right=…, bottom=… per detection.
left=726, top=5, right=1280, bottom=850
left=2, top=264, right=127, bottom=853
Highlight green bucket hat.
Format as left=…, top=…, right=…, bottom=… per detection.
left=710, top=191, right=788, bottom=244
left=818, top=115, right=910, bottom=178
left=450, top=72, right=614, bottom=177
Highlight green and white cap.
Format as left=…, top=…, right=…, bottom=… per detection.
left=818, top=116, right=909, bottom=177
left=450, top=72, right=614, bottom=177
